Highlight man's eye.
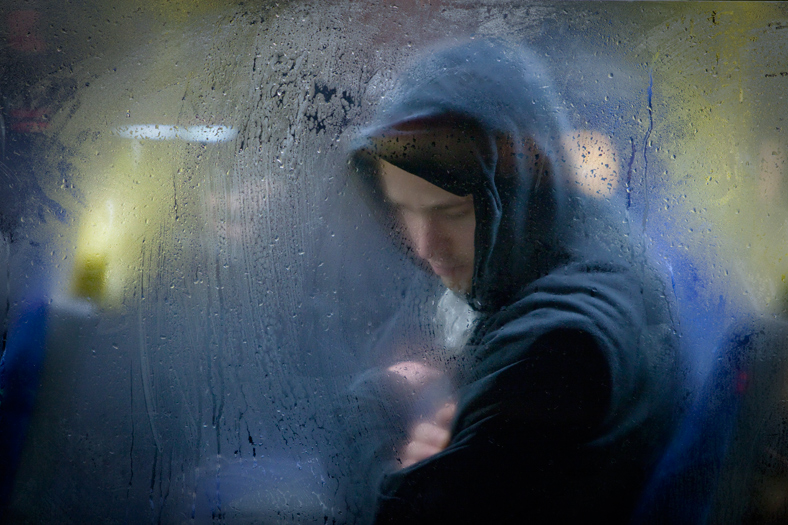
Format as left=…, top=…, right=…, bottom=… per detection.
left=442, top=207, right=473, bottom=219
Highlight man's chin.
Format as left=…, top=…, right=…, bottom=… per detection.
left=440, top=276, right=471, bottom=295
left=425, top=260, right=472, bottom=294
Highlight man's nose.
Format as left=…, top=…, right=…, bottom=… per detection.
left=410, top=217, right=445, bottom=260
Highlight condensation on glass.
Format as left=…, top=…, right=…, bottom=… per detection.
left=0, top=1, right=786, bottom=523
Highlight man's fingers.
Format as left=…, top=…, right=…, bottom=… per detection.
left=402, top=439, right=443, bottom=466
left=397, top=406, right=456, bottom=469
left=435, top=402, right=457, bottom=426
left=400, top=457, right=418, bottom=469
left=412, top=421, right=451, bottom=449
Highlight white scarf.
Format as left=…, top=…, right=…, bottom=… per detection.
left=434, top=289, right=479, bottom=355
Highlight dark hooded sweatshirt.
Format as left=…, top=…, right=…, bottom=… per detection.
left=346, top=40, right=685, bottom=524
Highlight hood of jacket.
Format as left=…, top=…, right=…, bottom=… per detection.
left=350, top=39, right=634, bottom=313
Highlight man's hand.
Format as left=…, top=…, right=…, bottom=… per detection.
left=400, top=402, right=456, bottom=468
left=386, top=360, right=456, bottom=468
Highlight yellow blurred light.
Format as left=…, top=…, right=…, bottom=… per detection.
left=68, top=138, right=175, bottom=308
left=637, top=2, right=788, bottom=312
left=562, top=130, right=620, bottom=198
left=71, top=252, right=109, bottom=300
left=71, top=199, right=123, bottom=304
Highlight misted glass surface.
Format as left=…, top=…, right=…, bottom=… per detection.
left=0, top=1, right=787, bottom=523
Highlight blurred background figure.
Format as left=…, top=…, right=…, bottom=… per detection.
left=0, top=5, right=57, bottom=515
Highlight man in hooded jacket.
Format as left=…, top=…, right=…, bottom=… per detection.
left=346, top=40, right=685, bottom=524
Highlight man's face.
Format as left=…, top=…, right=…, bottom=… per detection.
left=378, top=159, right=475, bottom=294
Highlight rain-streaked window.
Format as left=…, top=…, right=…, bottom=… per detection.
left=1, top=2, right=787, bottom=523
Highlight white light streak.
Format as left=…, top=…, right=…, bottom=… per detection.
left=112, top=124, right=237, bottom=143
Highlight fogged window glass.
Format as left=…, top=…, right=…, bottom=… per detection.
left=0, top=2, right=787, bottom=523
